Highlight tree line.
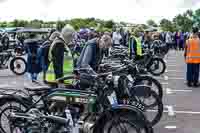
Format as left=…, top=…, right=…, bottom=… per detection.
left=148, top=9, right=200, bottom=32
left=0, top=18, right=115, bottom=32
left=1, top=8, right=200, bottom=32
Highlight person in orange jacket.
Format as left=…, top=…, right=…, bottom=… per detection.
left=184, top=27, right=200, bottom=87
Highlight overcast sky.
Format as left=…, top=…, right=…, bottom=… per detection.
left=0, top=0, right=200, bottom=24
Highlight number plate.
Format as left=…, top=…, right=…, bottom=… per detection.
left=75, top=97, right=89, bottom=104
left=121, top=99, right=145, bottom=112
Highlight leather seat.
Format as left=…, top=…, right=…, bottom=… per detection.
left=24, top=80, right=52, bottom=92
left=24, top=85, right=51, bottom=92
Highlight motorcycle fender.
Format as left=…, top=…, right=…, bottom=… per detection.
left=0, top=95, right=32, bottom=108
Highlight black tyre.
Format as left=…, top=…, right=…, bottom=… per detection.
left=10, top=57, right=27, bottom=75
left=148, top=58, right=166, bottom=76
left=93, top=111, right=153, bottom=133
left=0, top=100, right=27, bottom=133
left=134, top=75, right=163, bottom=99
left=137, top=90, right=163, bottom=126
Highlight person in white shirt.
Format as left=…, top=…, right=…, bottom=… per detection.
left=112, top=29, right=122, bottom=46
left=165, top=31, right=172, bottom=49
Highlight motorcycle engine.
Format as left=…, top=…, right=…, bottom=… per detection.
left=9, top=108, right=69, bottom=133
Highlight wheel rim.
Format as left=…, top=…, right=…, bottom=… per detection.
left=105, top=118, right=139, bottom=133
left=150, top=60, right=164, bottom=75
left=0, top=102, right=26, bottom=133
left=12, top=59, right=26, bottom=74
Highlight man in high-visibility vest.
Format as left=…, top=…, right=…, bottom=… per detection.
left=184, top=27, right=200, bottom=87
left=128, top=30, right=142, bottom=59
left=44, top=25, right=75, bottom=85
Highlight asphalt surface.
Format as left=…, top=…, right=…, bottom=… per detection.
left=0, top=50, right=200, bottom=133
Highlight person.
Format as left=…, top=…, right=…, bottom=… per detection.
left=1, top=32, right=9, bottom=50
left=37, top=31, right=60, bottom=82
left=176, top=31, right=181, bottom=50
left=165, top=31, right=172, bottom=49
left=24, top=33, right=41, bottom=81
left=179, top=31, right=185, bottom=50
left=44, top=25, right=75, bottom=84
left=76, top=34, right=112, bottom=71
left=128, top=30, right=142, bottom=60
left=112, top=28, right=122, bottom=46
left=184, top=27, right=200, bottom=87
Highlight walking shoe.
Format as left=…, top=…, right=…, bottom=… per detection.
left=187, top=82, right=192, bottom=87
left=193, top=82, right=199, bottom=87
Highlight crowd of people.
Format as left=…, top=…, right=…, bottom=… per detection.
left=1, top=25, right=200, bottom=88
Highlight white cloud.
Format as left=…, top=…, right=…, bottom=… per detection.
left=0, top=0, right=199, bottom=23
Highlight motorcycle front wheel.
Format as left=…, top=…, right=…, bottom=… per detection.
left=147, top=58, right=166, bottom=76
left=10, top=57, right=27, bottom=75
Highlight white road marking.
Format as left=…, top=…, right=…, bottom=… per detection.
left=165, top=105, right=175, bottom=116
left=166, top=88, right=174, bottom=94
left=172, top=89, right=192, bottom=92
left=167, top=70, right=183, bottom=72
left=164, top=75, right=169, bottom=80
left=167, top=65, right=178, bottom=67
left=162, top=82, right=169, bottom=85
left=169, top=77, right=185, bottom=80
left=165, top=126, right=177, bottom=129
left=148, top=110, right=200, bottom=115
left=165, top=69, right=168, bottom=73
left=166, top=88, right=192, bottom=94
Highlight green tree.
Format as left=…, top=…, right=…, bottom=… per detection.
left=173, top=13, right=193, bottom=32
left=147, top=19, right=158, bottom=27
left=193, top=9, right=200, bottom=27
left=56, top=20, right=66, bottom=31
left=160, top=19, right=174, bottom=31
left=104, top=20, right=114, bottom=29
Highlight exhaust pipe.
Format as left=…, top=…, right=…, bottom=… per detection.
left=10, top=112, right=36, bottom=120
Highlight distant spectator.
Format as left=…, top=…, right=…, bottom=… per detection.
left=166, top=31, right=173, bottom=49
left=112, top=29, right=122, bottom=46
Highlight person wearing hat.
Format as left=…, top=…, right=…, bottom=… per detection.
left=128, top=29, right=142, bottom=60
left=44, top=25, right=75, bottom=84
left=184, top=27, right=200, bottom=87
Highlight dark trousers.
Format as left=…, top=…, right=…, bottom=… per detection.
left=52, top=44, right=64, bottom=79
left=187, top=63, right=200, bottom=83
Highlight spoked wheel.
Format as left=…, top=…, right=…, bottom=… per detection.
left=0, top=101, right=26, bottom=133
left=148, top=58, right=166, bottom=76
left=107, top=118, right=140, bottom=133
left=10, top=57, right=27, bottom=75
left=136, top=90, right=163, bottom=126
left=134, top=75, right=163, bottom=99
left=94, top=111, right=153, bottom=133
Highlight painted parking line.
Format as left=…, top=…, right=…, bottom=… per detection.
left=161, top=82, right=169, bottom=85
left=166, top=105, right=175, bottom=116
left=165, top=126, right=177, bottom=129
left=147, top=110, right=200, bottom=115
left=166, top=88, right=192, bottom=94
left=167, top=70, right=184, bottom=72
left=167, top=65, right=181, bottom=67
left=169, top=77, right=185, bottom=80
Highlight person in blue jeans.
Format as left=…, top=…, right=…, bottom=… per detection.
left=24, top=33, right=41, bottom=81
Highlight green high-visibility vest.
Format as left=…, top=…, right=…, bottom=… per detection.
left=128, top=36, right=142, bottom=56
left=43, top=39, right=74, bottom=84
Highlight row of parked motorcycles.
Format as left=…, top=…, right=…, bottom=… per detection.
left=0, top=39, right=168, bottom=133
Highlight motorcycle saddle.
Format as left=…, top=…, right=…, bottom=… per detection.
left=24, top=80, right=51, bottom=92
